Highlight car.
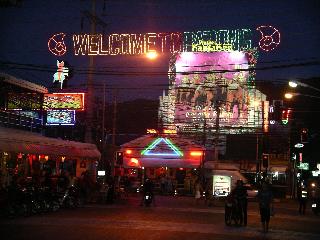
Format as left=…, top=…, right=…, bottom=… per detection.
left=244, top=184, right=259, bottom=199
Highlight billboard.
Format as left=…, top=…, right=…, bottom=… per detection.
left=7, top=92, right=42, bottom=110
left=43, top=93, right=84, bottom=110
left=159, top=51, right=267, bottom=133
left=46, top=110, right=75, bottom=125
left=174, top=52, right=250, bottom=127
left=213, top=175, right=231, bottom=197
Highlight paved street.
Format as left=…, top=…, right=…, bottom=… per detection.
left=1, top=195, right=320, bottom=240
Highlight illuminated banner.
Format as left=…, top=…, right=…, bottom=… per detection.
left=48, top=27, right=280, bottom=56
left=46, top=110, right=75, bottom=126
left=7, top=93, right=42, bottom=110
left=73, top=32, right=182, bottom=56
left=43, top=93, right=84, bottom=110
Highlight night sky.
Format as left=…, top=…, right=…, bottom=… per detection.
left=1, top=0, right=320, bottom=104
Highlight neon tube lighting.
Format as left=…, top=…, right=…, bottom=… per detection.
left=141, top=137, right=183, bottom=157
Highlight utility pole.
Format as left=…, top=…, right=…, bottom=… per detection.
left=214, top=102, right=220, bottom=161
left=101, top=83, right=106, bottom=168
left=84, top=0, right=96, bottom=143
left=112, top=90, right=117, bottom=145
left=84, top=0, right=108, bottom=143
left=111, top=89, right=117, bottom=176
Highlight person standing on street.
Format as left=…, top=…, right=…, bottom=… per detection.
left=194, top=179, right=203, bottom=205
left=234, top=180, right=248, bottom=226
left=298, top=184, right=308, bottom=215
left=257, top=181, right=274, bottom=233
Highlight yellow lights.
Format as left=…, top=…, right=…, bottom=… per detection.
left=146, top=51, right=158, bottom=60
left=130, top=158, right=139, bottom=166
left=61, top=156, right=66, bottom=162
left=190, top=151, right=203, bottom=156
left=284, top=93, right=294, bottom=99
left=163, top=129, right=177, bottom=134
left=289, top=81, right=298, bottom=88
left=253, top=100, right=260, bottom=107
left=44, top=155, right=49, bottom=161
left=147, top=129, right=158, bottom=134
left=125, top=149, right=132, bottom=154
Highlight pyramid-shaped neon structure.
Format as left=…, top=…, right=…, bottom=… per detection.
left=141, top=137, right=183, bottom=157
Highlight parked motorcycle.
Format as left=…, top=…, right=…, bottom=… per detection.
left=225, top=194, right=241, bottom=226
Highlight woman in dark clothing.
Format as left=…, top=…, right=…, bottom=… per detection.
left=257, top=182, right=274, bottom=233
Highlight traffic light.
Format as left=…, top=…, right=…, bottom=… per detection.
left=116, top=151, right=123, bottom=165
left=281, top=108, right=291, bottom=125
left=262, top=154, right=269, bottom=168
left=301, top=128, right=308, bottom=143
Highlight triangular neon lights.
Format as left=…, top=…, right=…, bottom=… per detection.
left=141, top=138, right=183, bottom=157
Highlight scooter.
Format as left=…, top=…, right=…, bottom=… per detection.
left=310, top=181, right=320, bottom=215
left=144, top=192, right=153, bottom=207
left=311, top=198, right=320, bottom=215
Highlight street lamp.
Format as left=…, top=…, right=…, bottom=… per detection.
left=284, top=93, right=294, bottom=99
left=288, top=81, right=298, bottom=88
left=146, top=51, right=158, bottom=60
left=284, top=92, right=320, bottom=99
left=288, top=81, right=320, bottom=93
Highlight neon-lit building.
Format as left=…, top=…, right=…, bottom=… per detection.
left=122, top=134, right=204, bottom=168
left=119, top=134, right=205, bottom=192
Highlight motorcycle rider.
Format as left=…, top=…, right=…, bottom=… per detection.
left=140, top=178, right=155, bottom=206
left=298, top=183, right=308, bottom=215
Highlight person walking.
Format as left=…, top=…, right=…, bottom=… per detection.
left=257, top=181, right=274, bottom=233
left=298, top=185, right=308, bottom=215
left=234, top=180, right=248, bottom=226
left=194, top=179, right=203, bottom=205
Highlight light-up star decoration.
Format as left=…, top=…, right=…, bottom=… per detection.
left=53, top=60, right=69, bottom=89
left=256, top=26, right=280, bottom=52
left=48, top=33, right=67, bottom=56
left=141, top=138, right=183, bottom=157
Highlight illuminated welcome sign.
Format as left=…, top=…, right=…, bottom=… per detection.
left=49, top=27, right=279, bottom=56
left=71, top=29, right=251, bottom=56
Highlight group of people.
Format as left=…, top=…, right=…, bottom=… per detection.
left=194, top=178, right=274, bottom=233
left=227, top=180, right=274, bottom=233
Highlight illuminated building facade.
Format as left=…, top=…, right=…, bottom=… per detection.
left=159, top=51, right=268, bottom=135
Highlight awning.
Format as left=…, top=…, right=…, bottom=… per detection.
left=124, top=157, right=201, bottom=168
left=269, top=166, right=288, bottom=172
left=0, top=127, right=101, bottom=159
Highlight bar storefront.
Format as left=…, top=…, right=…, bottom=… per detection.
left=119, top=134, right=205, bottom=194
left=0, top=127, right=100, bottom=187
